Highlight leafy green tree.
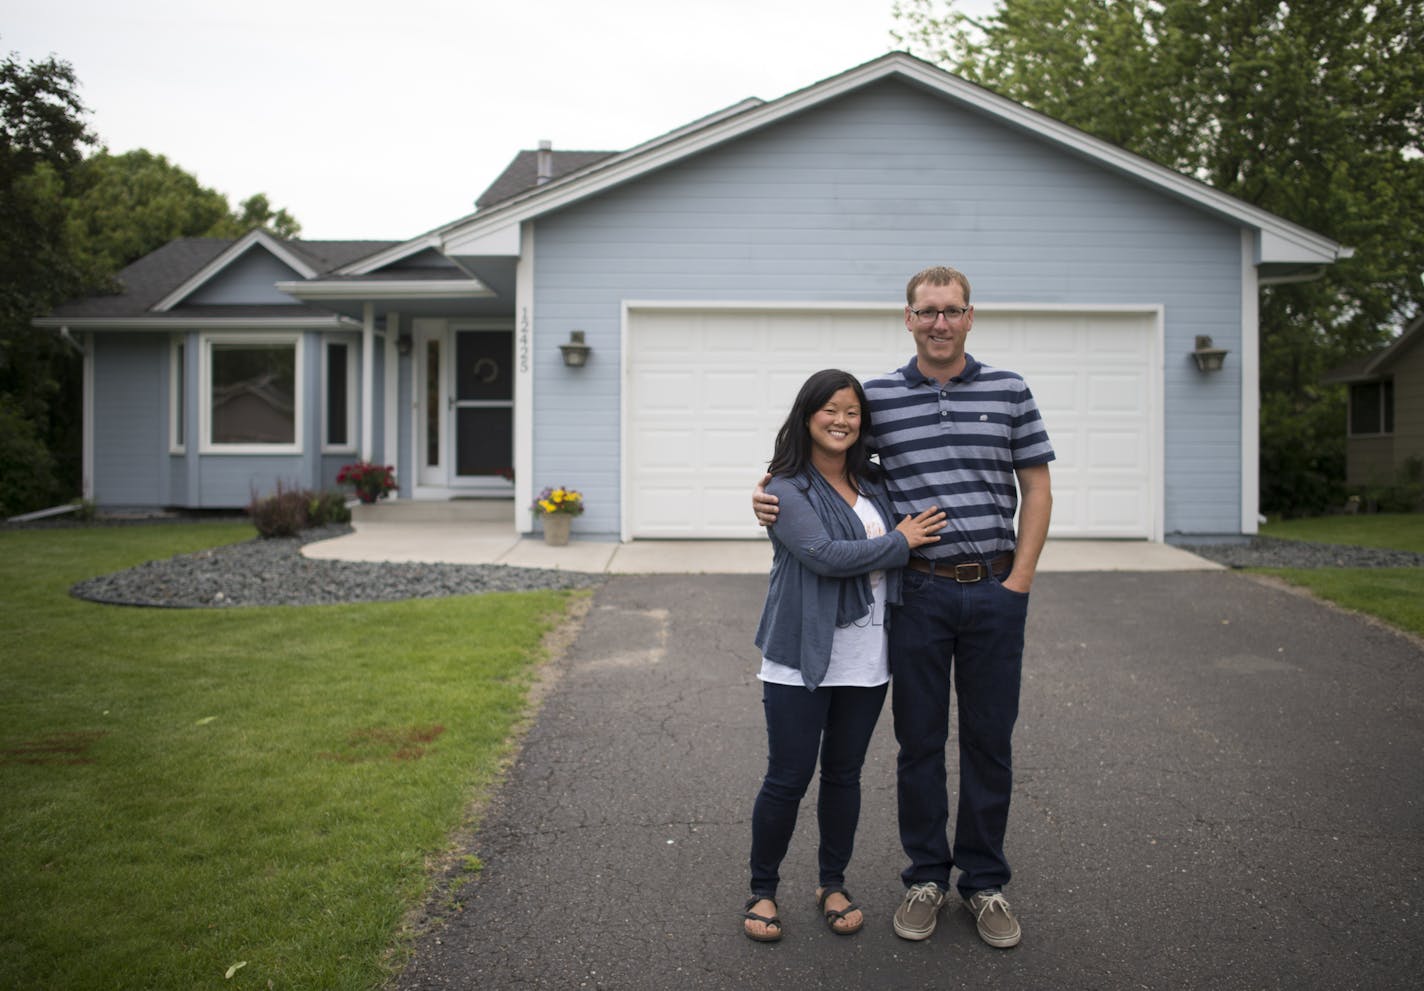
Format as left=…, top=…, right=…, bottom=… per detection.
left=893, top=0, right=1424, bottom=515
left=1, top=51, right=95, bottom=513
left=2, top=51, right=303, bottom=515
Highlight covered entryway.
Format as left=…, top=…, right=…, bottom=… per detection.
left=414, top=320, right=515, bottom=494
left=624, top=304, right=1161, bottom=540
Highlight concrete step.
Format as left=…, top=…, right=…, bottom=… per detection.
left=351, top=498, right=515, bottom=524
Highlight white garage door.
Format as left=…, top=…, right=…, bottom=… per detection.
left=625, top=305, right=1159, bottom=540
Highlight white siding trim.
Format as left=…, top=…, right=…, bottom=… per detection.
left=1241, top=229, right=1261, bottom=534
left=382, top=314, right=399, bottom=469
left=514, top=225, right=535, bottom=533
left=361, top=303, right=375, bottom=461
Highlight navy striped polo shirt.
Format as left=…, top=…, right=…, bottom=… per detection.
left=862, top=353, right=1055, bottom=560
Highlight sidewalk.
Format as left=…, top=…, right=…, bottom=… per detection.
left=301, top=520, right=1224, bottom=574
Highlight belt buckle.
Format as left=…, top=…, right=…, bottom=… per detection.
left=952, top=562, right=985, bottom=583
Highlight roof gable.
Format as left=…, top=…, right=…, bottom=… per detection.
left=1324, top=311, right=1424, bottom=383
left=154, top=230, right=318, bottom=311
left=418, top=51, right=1345, bottom=269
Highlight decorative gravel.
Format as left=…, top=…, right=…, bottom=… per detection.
left=69, top=525, right=605, bottom=609
left=50, top=523, right=1424, bottom=609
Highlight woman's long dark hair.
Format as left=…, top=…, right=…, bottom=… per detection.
left=767, top=368, right=875, bottom=491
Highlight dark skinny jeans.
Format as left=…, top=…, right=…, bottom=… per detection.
left=749, top=680, right=888, bottom=900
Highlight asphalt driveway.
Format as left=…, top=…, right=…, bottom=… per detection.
left=391, top=571, right=1423, bottom=991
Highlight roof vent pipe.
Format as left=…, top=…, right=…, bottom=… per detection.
left=536, top=140, right=553, bottom=185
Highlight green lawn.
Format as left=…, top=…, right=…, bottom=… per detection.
left=1256, top=514, right=1424, bottom=638
left=0, top=523, right=582, bottom=990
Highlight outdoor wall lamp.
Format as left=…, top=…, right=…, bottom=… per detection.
left=396, top=333, right=413, bottom=356
left=559, top=330, right=592, bottom=368
left=1191, top=335, right=1228, bottom=373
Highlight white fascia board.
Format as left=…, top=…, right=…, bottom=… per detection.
left=275, top=279, right=495, bottom=301
left=153, top=230, right=319, bottom=311
left=436, top=52, right=1346, bottom=268
left=32, top=316, right=356, bottom=331
left=444, top=222, right=522, bottom=259
left=335, top=234, right=444, bottom=277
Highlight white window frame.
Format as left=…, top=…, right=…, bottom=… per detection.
left=198, top=332, right=304, bottom=454
left=168, top=335, right=186, bottom=454
left=321, top=333, right=359, bottom=454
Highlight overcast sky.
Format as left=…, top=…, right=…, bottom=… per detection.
left=4, top=0, right=995, bottom=241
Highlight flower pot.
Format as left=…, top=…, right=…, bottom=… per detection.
left=357, top=490, right=380, bottom=504
left=541, top=514, right=572, bottom=546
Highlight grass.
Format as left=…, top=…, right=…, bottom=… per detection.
left=0, top=522, right=583, bottom=990
left=1255, top=514, right=1424, bottom=638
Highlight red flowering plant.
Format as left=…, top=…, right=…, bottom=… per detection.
left=337, top=461, right=397, bottom=503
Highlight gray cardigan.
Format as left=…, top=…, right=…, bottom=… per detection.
left=753, top=469, right=909, bottom=690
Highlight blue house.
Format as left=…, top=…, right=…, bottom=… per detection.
left=37, top=52, right=1348, bottom=542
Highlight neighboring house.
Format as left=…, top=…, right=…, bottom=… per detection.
left=37, top=52, right=1351, bottom=543
left=1322, top=312, right=1424, bottom=489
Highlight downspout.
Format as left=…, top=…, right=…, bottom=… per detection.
left=58, top=326, right=85, bottom=354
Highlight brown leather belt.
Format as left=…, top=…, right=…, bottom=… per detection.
left=907, top=552, right=1014, bottom=583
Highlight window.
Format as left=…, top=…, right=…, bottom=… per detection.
left=322, top=337, right=357, bottom=451
left=200, top=334, right=303, bottom=453
left=1349, top=380, right=1394, bottom=436
left=169, top=337, right=186, bottom=453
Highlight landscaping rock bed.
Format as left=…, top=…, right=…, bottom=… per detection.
left=69, top=525, right=604, bottom=608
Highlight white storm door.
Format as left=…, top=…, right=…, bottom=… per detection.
left=415, top=323, right=448, bottom=488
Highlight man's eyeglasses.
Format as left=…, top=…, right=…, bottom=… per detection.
left=909, top=306, right=971, bottom=324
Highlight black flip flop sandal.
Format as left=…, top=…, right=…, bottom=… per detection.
left=743, top=896, right=782, bottom=942
left=817, top=886, right=864, bottom=935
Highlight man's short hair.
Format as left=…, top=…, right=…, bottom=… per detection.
left=906, top=266, right=972, bottom=306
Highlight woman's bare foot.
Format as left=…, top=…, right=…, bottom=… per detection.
left=816, top=887, right=864, bottom=934
left=743, top=897, right=782, bottom=941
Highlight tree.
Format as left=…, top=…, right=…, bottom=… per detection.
left=2, top=51, right=302, bottom=515
left=63, top=150, right=301, bottom=278
left=0, top=51, right=96, bottom=515
left=892, top=0, right=1424, bottom=515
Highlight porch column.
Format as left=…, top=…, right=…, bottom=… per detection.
left=361, top=302, right=375, bottom=461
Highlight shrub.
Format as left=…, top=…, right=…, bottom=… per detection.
left=308, top=489, right=352, bottom=527
left=248, top=482, right=312, bottom=538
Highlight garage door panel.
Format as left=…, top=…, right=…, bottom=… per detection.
left=1028, top=372, right=1080, bottom=414
left=628, top=308, right=1156, bottom=539
left=1087, top=431, right=1143, bottom=468
left=638, top=371, right=697, bottom=409
left=704, top=372, right=763, bottom=409
left=1086, top=373, right=1144, bottom=411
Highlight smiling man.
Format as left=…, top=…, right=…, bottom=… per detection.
left=754, top=265, right=1054, bottom=948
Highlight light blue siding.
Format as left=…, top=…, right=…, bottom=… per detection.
left=93, top=334, right=168, bottom=508
left=95, top=329, right=374, bottom=509
left=186, top=248, right=305, bottom=305
left=530, top=79, right=1245, bottom=537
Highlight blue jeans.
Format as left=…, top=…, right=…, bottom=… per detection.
left=749, top=680, right=888, bottom=899
left=891, top=566, right=1028, bottom=896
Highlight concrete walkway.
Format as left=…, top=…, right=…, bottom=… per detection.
left=302, top=520, right=1224, bottom=574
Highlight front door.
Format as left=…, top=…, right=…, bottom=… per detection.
left=415, top=323, right=513, bottom=491
left=452, top=328, right=514, bottom=482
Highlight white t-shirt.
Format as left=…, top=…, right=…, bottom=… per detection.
left=759, top=495, right=891, bottom=689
